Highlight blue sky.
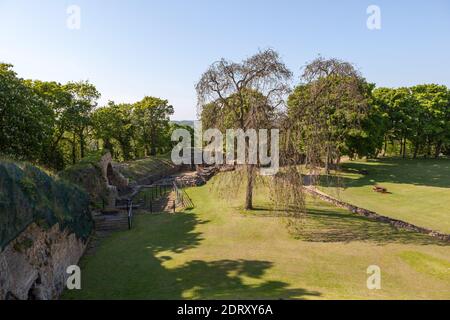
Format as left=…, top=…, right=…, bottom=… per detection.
left=1, top=0, right=449, bottom=120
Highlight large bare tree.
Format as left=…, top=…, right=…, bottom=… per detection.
left=196, top=49, right=292, bottom=209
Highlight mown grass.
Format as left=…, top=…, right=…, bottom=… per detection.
left=114, top=154, right=176, bottom=183
left=320, top=158, right=450, bottom=234
left=63, top=173, right=450, bottom=300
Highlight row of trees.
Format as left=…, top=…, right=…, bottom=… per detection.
left=373, top=85, right=450, bottom=159
left=91, top=97, right=176, bottom=161
left=2, top=51, right=449, bottom=176
left=200, top=54, right=450, bottom=170
left=0, top=63, right=179, bottom=170
left=287, top=61, right=450, bottom=170
left=197, top=50, right=450, bottom=209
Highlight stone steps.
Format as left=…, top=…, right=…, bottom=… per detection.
left=134, top=191, right=176, bottom=213
left=85, top=211, right=129, bottom=256
left=93, top=211, right=129, bottom=232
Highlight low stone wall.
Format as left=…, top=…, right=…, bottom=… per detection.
left=0, top=223, right=88, bottom=300
left=304, top=186, right=450, bottom=242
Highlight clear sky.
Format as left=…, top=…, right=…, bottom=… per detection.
left=1, top=0, right=449, bottom=120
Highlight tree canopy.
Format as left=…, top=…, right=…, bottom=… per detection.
left=0, top=63, right=178, bottom=170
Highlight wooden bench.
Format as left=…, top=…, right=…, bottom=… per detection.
left=373, top=185, right=388, bottom=193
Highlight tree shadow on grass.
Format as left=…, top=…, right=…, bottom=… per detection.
left=244, top=205, right=448, bottom=246
left=169, top=259, right=320, bottom=299
left=298, top=207, right=448, bottom=246
left=137, top=211, right=208, bottom=253
left=65, top=210, right=320, bottom=299
left=140, top=211, right=320, bottom=299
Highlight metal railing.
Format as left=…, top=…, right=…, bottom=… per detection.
left=116, top=198, right=134, bottom=230
left=137, top=185, right=171, bottom=213
left=173, top=181, right=194, bottom=210
left=126, top=199, right=133, bottom=229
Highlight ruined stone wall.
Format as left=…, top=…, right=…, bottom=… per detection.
left=0, top=223, right=87, bottom=300
left=59, top=151, right=129, bottom=208
left=99, top=152, right=129, bottom=189
left=0, top=160, right=93, bottom=300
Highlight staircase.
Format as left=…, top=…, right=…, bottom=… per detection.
left=93, top=210, right=129, bottom=234
left=134, top=187, right=176, bottom=213
left=85, top=210, right=129, bottom=255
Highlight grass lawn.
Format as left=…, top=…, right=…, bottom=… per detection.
left=320, top=158, right=450, bottom=234
left=63, top=174, right=450, bottom=300
left=114, top=154, right=176, bottom=183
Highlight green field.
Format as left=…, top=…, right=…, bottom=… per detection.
left=63, top=174, right=450, bottom=300
left=320, top=158, right=450, bottom=234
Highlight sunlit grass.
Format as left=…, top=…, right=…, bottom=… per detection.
left=63, top=173, right=449, bottom=300
left=320, top=158, right=450, bottom=233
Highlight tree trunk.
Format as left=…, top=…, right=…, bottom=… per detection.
left=324, top=145, right=331, bottom=174
left=72, top=134, right=77, bottom=164
left=146, top=145, right=152, bottom=157
left=413, top=142, right=420, bottom=159
left=425, top=136, right=431, bottom=158
left=402, top=137, right=407, bottom=158
left=399, top=139, right=403, bottom=157
left=150, top=145, right=156, bottom=156
left=435, top=141, right=442, bottom=158
left=150, top=127, right=157, bottom=156
left=383, top=136, right=388, bottom=156
left=336, top=154, right=341, bottom=166
left=104, top=139, right=114, bottom=155
left=79, top=130, right=85, bottom=159
left=120, top=142, right=132, bottom=160
left=245, top=164, right=254, bottom=210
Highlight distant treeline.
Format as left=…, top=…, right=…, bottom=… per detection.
left=1, top=58, right=449, bottom=173
left=287, top=82, right=450, bottom=162
left=0, top=63, right=191, bottom=170
left=369, top=85, right=450, bottom=159
left=199, top=55, right=450, bottom=171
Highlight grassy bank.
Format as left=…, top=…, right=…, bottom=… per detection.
left=114, top=154, right=176, bottom=183
left=63, top=174, right=449, bottom=300
left=320, top=158, right=450, bottom=234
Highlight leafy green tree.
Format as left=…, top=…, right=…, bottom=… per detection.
left=92, top=102, right=135, bottom=160
left=166, top=122, right=194, bottom=153
left=344, top=84, right=386, bottom=159
left=25, top=80, right=74, bottom=169
left=411, top=84, right=450, bottom=158
left=372, top=87, right=416, bottom=157
left=288, top=58, right=369, bottom=172
left=0, top=64, right=54, bottom=163
left=373, top=85, right=449, bottom=158
left=133, top=97, right=174, bottom=156
left=64, top=81, right=100, bottom=162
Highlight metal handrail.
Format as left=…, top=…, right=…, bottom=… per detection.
left=127, top=199, right=133, bottom=229
left=134, top=184, right=171, bottom=213
left=173, top=181, right=194, bottom=209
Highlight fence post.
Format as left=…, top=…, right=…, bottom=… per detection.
left=127, top=200, right=132, bottom=230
